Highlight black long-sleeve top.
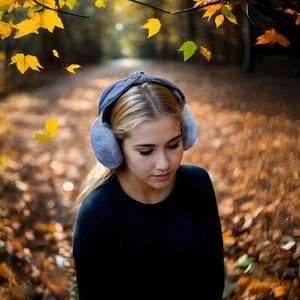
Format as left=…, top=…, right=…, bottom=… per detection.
left=73, top=164, right=224, bottom=299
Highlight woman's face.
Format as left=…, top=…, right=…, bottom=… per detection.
left=121, top=115, right=184, bottom=191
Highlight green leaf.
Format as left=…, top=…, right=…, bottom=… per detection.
left=234, top=253, right=251, bottom=268
left=177, top=41, right=197, bottom=62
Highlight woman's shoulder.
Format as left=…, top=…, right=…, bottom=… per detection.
left=178, top=164, right=210, bottom=178
left=77, top=177, right=119, bottom=219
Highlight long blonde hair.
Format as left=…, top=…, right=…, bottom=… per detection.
left=76, top=82, right=183, bottom=207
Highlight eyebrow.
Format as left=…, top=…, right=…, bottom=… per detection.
left=134, top=134, right=182, bottom=147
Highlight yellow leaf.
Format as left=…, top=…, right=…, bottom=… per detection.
left=0, top=21, right=12, bottom=39
left=65, top=64, right=81, bottom=73
left=200, top=46, right=211, bottom=61
left=141, top=18, right=161, bottom=38
left=214, top=14, right=224, bottom=28
left=35, top=131, right=51, bottom=143
left=13, top=19, right=39, bottom=38
left=9, top=53, right=44, bottom=74
left=256, top=28, right=290, bottom=47
left=44, top=117, right=58, bottom=137
left=30, top=9, right=64, bottom=32
left=200, top=4, right=222, bottom=21
left=52, top=49, right=59, bottom=58
left=35, top=117, right=58, bottom=143
left=221, top=5, right=238, bottom=25
left=95, top=0, right=105, bottom=8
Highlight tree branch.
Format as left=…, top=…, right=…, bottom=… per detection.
left=129, top=0, right=228, bottom=15
left=33, top=0, right=90, bottom=18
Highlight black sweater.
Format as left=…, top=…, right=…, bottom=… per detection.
left=73, top=164, right=224, bottom=299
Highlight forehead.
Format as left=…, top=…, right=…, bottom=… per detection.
left=126, top=116, right=181, bottom=143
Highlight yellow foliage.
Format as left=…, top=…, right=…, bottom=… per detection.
left=141, top=18, right=161, bottom=38
left=13, top=19, right=39, bottom=38
left=66, top=64, right=81, bottom=73
left=256, top=28, right=290, bottom=47
left=29, top=8, right=64, bottom=32
left=0, top=21, right=12, bottom=39
left=9, top=53, right=44, bottom=74
left=214, top=14, right=224, bottom=28
left=200, top=45, right=211, bottom=61
left=35, top=117, right=58, bottom=143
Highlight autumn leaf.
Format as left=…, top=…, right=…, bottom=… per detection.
left=0, top=21, right=12, bottom=39
left=9, top=53, right=44, bottom=74
left=178, top=41, right=197, bottom=62
left=52, top=49, right=59, bottom=58
left=141, top=18, right=161, bottom=38
left=256, top=28, right=290, bottom=47
left=215, top=14, right=224, bottom=28
left=200, top=45, right=211, bottom=61
left=35, top=117, right=58, bottom=143
left=200, top=4, right=223, bottom=21
left=221, top=5, right=238, bottom=24
left=65, top=64, right=81, bottom=73
left=95, top=0, right=105, bottom=8
left=13, top=19, right=39, bottom=38
left=29, top=8, right=64, bottom=32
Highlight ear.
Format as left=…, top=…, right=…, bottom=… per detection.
left=89, top=118, right=123, bottom=168
left=181, top=107, right=197, bottom=150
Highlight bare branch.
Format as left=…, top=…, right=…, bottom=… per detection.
left=33, top=0, right=90, bottom=18
left=129, top=0, right=228, bottom=15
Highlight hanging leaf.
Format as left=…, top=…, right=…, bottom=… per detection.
left=215, top=14, right=224, bottom=28
left=200, top=45, right=211, bottom=61
left=256, top=28, right=290, bottom=46
left=141, top=18, right=161, bottom=38
left=9, top=53, right=44, bottom=74
left=178, top=41, right=197, bottom=62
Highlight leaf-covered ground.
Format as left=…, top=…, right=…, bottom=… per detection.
left=0, top=59, right=299, bottom=300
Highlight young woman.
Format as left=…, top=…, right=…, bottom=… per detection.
left=72, top=71, right=224, bottom=299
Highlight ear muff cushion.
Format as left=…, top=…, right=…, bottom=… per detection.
left=89, top=118, right=123, bottom=168
left=182, top=107, right=197, bottom=150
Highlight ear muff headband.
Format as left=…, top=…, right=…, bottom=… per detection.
left=90, top=71, right=197, bottom=168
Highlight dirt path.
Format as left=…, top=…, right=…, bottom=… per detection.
left=0, top=59, right=299, bottom=299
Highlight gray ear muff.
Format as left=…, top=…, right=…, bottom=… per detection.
left=89, top=117, right=123, bottom=168
left=182, top=107, right=197, bottom=150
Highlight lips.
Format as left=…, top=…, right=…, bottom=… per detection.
left=153, top=173, right=171, bottom=182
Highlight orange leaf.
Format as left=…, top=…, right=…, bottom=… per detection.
left=256, top=28, right=290, bottom=47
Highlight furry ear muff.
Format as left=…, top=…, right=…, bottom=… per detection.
left=182, top=107, right=197, bottom=150
left=89, top=71, right=197, bottom=169
left=90, top=118, right=123, bottom=169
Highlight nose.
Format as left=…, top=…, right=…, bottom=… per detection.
left=155, top=151, right=170, bottom=170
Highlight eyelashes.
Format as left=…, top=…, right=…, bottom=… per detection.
left=139, top=143, right=180, bottom=156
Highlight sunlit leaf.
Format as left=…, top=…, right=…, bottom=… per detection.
left=200, top=45, right=211, bottom=61
left=65, top=64, right=81, bottom=73
left=30, top=8, right=64, bottom=32
left=215, top=14, right=224, bottom=28
left=221, top=5, right=238, bottom=24
left=13, top=19, right=39, bottom=38
left=256, top=28, right=290, bottom=47
left=200, top=4, right=222, bottom=21
left=44, top=117, right=58, bottom=138
left=52, top=49, right=59, bottom=58
left=0, top=21, right=12, bottom=39
left=9, top=53, right=44, bottom=74
left=95, top=0, right=105, bottom=8
left=35, top=117, right=58, bottom=142
left=65, top=0, right=79, bottom=9
left=141, top=18, right=161, bottom=38
left=178, top=41, right=197, bottom=62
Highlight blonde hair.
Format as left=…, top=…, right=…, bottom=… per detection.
left=76, top=82, right=183, bottom=207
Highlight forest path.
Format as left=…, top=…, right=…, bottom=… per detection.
left=0, top=59, right=299, bottom=299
